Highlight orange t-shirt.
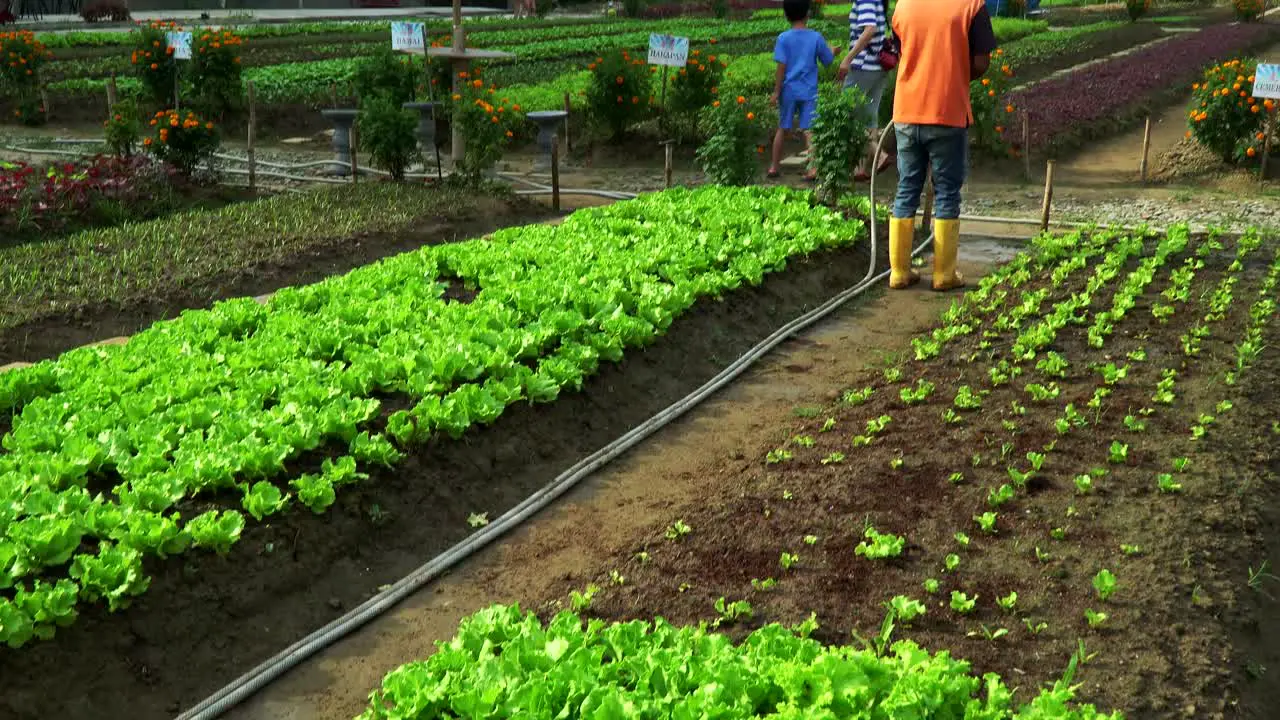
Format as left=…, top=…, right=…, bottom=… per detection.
left=892, top=0, right=988, bottom=128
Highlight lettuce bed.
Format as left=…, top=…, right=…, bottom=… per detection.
left=359, top=604, right=1121, bottom=720
left=1010, top=22, right=1280, bottom=155
left=0, top=186, right=865, bottom=651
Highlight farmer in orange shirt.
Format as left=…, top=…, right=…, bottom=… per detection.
left=887, top=0, right=997, bottom=291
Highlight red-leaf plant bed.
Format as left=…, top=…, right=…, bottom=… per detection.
left=1011, top=22, right=1280, bottom=156
left=544, top=230, right=1280, bottom=718
left=0, top=155, right=254, bottom=246
left=0, top=234, right=888, bottom=720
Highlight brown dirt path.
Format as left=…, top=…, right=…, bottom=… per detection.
left=224, top=238, right=1023, bottom=720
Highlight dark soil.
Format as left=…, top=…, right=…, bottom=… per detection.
left=541, top=233, right=1280, bottom=718
left=0, top=195, right=549, bottom=364
left=0, top=234, right=890, bottom=720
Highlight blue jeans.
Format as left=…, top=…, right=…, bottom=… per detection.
left=892, top=123, right=969, bottom=221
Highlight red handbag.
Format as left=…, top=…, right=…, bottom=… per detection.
left=878, top=32, right=900, bottom=71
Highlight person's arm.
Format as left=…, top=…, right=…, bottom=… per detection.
left=818, top=36, right=835, bottom=67
left=968, top=6, right=997, bottom=80
left=772, top=35, right=787, bottom=104
left=839, top=25, right=876, bottom=78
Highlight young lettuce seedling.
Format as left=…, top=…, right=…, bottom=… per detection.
left=944, top=554, right=961, bottom=572
left=855, top=528, right=906, bottom=560
left=1121, top=544, right=1143, bottom=556
left=948, top=472, right=966, bottom=485
left=665, top=520, right=692, bottom=541
left=803, top=535, right=819, bottom=545
left=923, top=578, right=941, bottom=594
left=975, top=512, right=999, bottom=535
left=712, top=597, right=754, bottom=627
left=1073, top=474, right=1094, bottom=495
left=997, top=591, right=1018, bottom=612
left=1092, top=569, right=1117, bottom=601
left=1107, top=441, right=1129, bottom=465
left=751, top=577, right=777, bottom=592
left=949, top=591, right=977, bottom=614
left=954, top=532, right=971, bottom=548
left=842, top=387, right=874, bottom=405
left=765, top=448, right=793, bottom=464
left=569, top=583, right=599, bottom=612
left=1157, top=473, right=1183, bottom=494
left=887, top=595, right=927, bottom=625
left=1084, top=609, right=1109, bottom=629
left=1024, top=618, right=1048, bottom=635
left=610, top=570, right=626, bottom=586
left=779, top=552, right=800, bottom=570
left=820, top=417, right=837, bottom=432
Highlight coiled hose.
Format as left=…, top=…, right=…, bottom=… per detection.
left=176, top=122, right=926, bottom=719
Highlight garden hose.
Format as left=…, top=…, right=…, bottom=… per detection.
left=175, top=125, right=932, bottom=720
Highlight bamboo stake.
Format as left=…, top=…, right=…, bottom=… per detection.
left=247, top=81, right=258, bottom=191
left=664, top=141, right=674, bottom=188
left=106, top=74, right=119, bottom=112
left=1021, top=111, right=1031, bottom=180
left=1040, top=160, right=1056, bottom=233
left=330, top=82, right=338, bottom=109
left=350, top=123, right=359, bottom=185
left=921, top=174, right=935, bottom=236
left=551, top=134, right=561, bottom=212
left=1139, top=115, right=1152, bottom=183
left=1260, top=111, right=1275, bottom=187
left=563, top=92, right=572, bottom=153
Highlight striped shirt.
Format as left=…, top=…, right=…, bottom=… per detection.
left=850, top=0, right=887, bottom=72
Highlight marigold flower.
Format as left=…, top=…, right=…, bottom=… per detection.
left=736, top=95, right=745, bottom=104
left=1247, top=147, right=1257, bottom=157
left=150, top=63, right=158, bottom=70
left=616, top=75, right=624, bottom=85
left=746, top=112, right=755, bottom=120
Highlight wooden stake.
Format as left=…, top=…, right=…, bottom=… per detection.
left=1040, top=160, right=1056, bottom=232
left=106, top=74, right=119, bottom=112
left=350, top=123, right=359, bottom=185
left=1260, top=111, right=1275, bottom=187
left=247, top=81, right=258, bottom=191
left=330, top=82, right=338, bottom=109
left=551, top=134, right=561, bottom=213
left=1021, top=111, right=1031, bottom=180
left=664, top=141, right=674, bottom=189
left=563, top=92, right=572, bottom=153
left=1139, top=115, right=1152, bottom=183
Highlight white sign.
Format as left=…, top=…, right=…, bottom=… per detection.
left=1255, top=64, right=1280, bottom=100
left=166, top=31, right=193, bottom=61
left=391, top=22, right=426, bottom=55
left=648, top=33, right=690, bottom=68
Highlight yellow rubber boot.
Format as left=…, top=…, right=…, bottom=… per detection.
left=889, top=217, right=920, bottom=289
left=932, top=218, right=966, bottom=291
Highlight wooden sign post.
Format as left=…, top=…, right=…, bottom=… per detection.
left=247, top=81, right=258, bottom=191
left=1040, top=160, right=1056, bottom=232
left=1254, top=63, right=1280, bottom=185
left=551, top=135, right=562, bottom=212
left=1139, top=115, right=1152, bottom=183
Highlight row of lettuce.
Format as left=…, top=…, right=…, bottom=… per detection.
left=356, top=604, right=1123, bottom=720
left=0, top=185, right=865, bottom=651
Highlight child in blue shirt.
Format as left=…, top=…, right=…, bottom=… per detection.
left=769, top=0, right=835, bottom=179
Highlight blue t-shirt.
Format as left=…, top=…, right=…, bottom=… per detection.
left=773, top=28, right=833, bottom=102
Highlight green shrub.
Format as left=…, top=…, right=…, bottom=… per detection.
left=712, top=0, right=729, bottom=19
left=1189, top=57, right=1272, bottom=165
left=358, top=96, right=421, bottom=181
left=696, top=94, right=766, bottom=186
left=810, top=84, right=870, bottom=204
left=585, top=50, right=653, bottom=141
left=13, top=91, right=47, bottom=127
left=354, top=48, right=418, bottom=106
left=104, top=100, right=141, bottom=157
left=622, top=0, right=644, bottom=17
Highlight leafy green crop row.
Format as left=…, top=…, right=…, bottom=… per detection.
left=0, top=186, right=865, bottom=649
left=358, top=604, right=1121, bottom=719
left=0, top=184, right=488, bottom=333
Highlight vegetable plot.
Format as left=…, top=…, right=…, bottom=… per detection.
left=555, top=226, right=1279, bottom=716
left=0, top=186, right=866, bottom=650
left=359, top=604, right=1119, bottom=720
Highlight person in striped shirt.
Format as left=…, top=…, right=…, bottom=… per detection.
left=835, top=0, right=893, bottom=180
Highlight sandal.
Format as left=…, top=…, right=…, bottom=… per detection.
left=854, top=169, right=871, bottom=182
left=766, top=168, right=781, bottom=179
left=803, top=171, right=818, bottom=182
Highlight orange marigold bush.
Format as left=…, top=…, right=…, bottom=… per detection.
left=585, top=50, right=653, bottom=141
left=1233, top=0, right=1265, bottom=22
left=668, top=46, right=726, bottom=137
left=449, top=74, right=519, bottom=178
left=191, top=28, right=244, bottom=118
left=132, top=21, right=183, bottom=107
left=144, top=108, right=219, bottom=174
left=1188, top=58, right=1276, bottom=165
left=970, top=48, right=1017, bottom=157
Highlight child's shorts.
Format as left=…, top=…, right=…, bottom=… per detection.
left=779, top=95, right=816, bottom=131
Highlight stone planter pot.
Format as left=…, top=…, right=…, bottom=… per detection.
left=320, top=108, right=359, bottom=176
left=526, top=110, right=568, bottom=171
left=402, top=101, right=440, bottom=158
